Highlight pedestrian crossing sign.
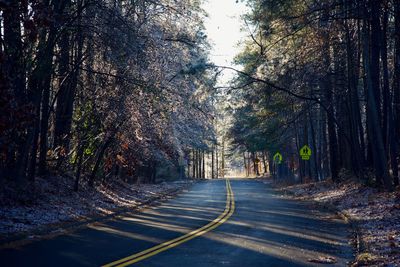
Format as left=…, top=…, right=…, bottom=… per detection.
left=273, top=152, right=282, bottom=164
left=300, top=145, right=311, bottom=160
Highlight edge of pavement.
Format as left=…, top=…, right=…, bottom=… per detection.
left=0, top=180, right=198, bottom=249
left=312, top=202, right=367, bottom=266
left=266, top=179, right=367, bottom=266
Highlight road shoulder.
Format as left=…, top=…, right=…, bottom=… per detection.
left=0, top=178, right=195, bottom=249
left=268, top=178, right=400, bottom=266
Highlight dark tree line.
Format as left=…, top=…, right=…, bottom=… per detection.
left=229, top=0, right=400, bottom=190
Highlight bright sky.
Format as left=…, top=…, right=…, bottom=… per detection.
left=203, top=0, right=248, bottom=85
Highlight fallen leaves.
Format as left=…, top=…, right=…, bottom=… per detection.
left=308, top=256, right=337, bottom=264
left=277, top=180, right=400, bottom=266
left=0, top=176, right=192, bottom=238
left=351, top=252, right=381, bottom=266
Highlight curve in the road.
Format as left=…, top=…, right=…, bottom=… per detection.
left=103, top=178, right=235, bottom=267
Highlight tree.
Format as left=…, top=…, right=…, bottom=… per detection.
left=227, top=0, right=398, bottom=190
left=0, top=0, right=217, bottom=196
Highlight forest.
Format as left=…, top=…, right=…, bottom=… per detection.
left=229, top=0, right=400, bottom=191
left=1, top=0, right=400, bottom=195
left=0, top=0, right=220, bottom=195
left=1, top=0, right=400, bottom=265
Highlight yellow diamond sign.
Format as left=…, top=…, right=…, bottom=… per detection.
left=300, top=145, right=311, bottom=160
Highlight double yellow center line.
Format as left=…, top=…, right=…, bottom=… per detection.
left=103, top=179, right=235, bottom=267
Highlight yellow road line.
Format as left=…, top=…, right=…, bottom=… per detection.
left=103, top=179, right=235, bottom=267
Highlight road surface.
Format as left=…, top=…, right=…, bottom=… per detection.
left=0, top=179, right=353, bottom=266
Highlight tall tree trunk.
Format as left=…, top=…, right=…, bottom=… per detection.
left=381, top=4, right=390, bottom=150
left=221, top=138, right=225, bottom=178
left=197, top=149, right=201, bottom=179
left=247, top=152, right=251, bottom=177
left=251, top=152, right=256, bottom=175
left=309, top=110, right=320, bottom=181
left=369, top=0, right=382, bottom=125
left=37, top=56, right=53, bottom=175
left=36, top=0, right=68, bottom=176
left=294, top=117, right=303, bottom=183
left=389, top=0, right=400, bottom=186
left=262, top=151, right=267, bottom=174
left=380, top=3, right=398, bottom=186
left=54, top=0, right=84, bottom=165
left=25, top=25, right=50, bottom=181
left=215, top=145, right=219, bottom=178
left=74, top=142, right=85, bottom=192
left=211, top=145, right=215, bottom=179
left=243, top=152, right=247, bottom=176
left=202, top=151, right=205, bottom=179
left=393, top=0, right=400, bottom=185
left=54, top=4, right=71, bottom=149
left=394, top=0, right=400, bottom=134
left=344, top=11, right=364, bottom=177
left=2, top=1, right=26, bottom=181
left=320, top=105, right=329, bottom=179
left=192, top=149, right=195, bottom=178
left=88, top=137, right=113, bottom=187
left=362, top=5, right=393, bottom=190
left=321, top=21, right=339, bottom=182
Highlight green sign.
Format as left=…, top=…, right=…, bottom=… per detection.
left=300, top=145, right=311, bottom=160
left=273, top=152, right=282, bottom=164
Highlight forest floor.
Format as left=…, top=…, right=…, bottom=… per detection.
left=273, top=178, right=400, bottom=266
left=0, top=176, right=193, bottom=245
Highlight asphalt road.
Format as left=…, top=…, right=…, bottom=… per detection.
left=0, top=179, right=353, bottom=266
